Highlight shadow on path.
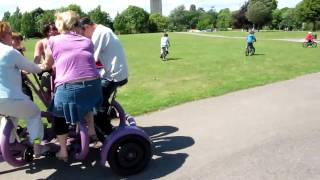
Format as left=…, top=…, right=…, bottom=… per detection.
left=0, top=125, right=194, bottom=179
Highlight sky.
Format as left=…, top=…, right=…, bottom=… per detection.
left=0, top=0, right=303, bottom=20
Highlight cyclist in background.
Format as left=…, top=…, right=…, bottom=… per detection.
left=305, top=32, right=314, bottom=45
left=247, top=30, right=256, bottom=52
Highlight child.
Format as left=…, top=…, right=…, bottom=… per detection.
left=160, top=33, right=170, bottom=58
left=12, top=32, right=33, bottom=101
left=247, top=30, right=256, bottom=51
left=305, top=32, right=314, bottom=44
left=11, top=32, right=26, bottom=55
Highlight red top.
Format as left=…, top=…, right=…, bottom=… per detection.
left=306, top=34, right=314, bottom=41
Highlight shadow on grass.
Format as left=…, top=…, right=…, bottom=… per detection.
left=165, top=57, right=182, bottom=61
left=1, top=125, right=194, bottom=180
left=253, top=53, right=265, bottom=56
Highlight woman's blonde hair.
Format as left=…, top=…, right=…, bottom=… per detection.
left=55, top=11, right=80, bottom=33
left=0, top=21, right=11, bottom=40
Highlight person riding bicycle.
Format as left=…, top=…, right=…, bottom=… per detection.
left=79, top=17, right=129, bottom=137
left=305, top=32, right=314, bottom=45
left=160, top=33, right=170, bottom=58
left=247, top=30, right=256, bottom=52
left=0, top=21, right=44, bottom=157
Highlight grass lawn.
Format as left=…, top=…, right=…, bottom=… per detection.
left=23, top=31, right=320, bottom=116
left=203, top=30, right=317, bottom=39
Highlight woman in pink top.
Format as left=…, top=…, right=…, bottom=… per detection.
left=40, top=11, right=102, bottom=161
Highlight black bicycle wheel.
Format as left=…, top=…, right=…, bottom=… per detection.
left=312, top=42, right=317, bottom=48
left=302, top=42, right=308, bottom=48
left=245, top=48, right=249, bottom=56
left=108, top=135, right=152, bottom=176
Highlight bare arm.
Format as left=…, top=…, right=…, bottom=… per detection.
left=34, top=40, right=44, bottom=64
left=13, top=50, right=42, bottom=74
left=39, top=46, right=54, bottom=71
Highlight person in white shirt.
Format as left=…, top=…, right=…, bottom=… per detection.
left=79, top=17, right=128, bottom=136
left=160, top=33, right=170, bottom=58
left=0, top=21, right=44, bottom=157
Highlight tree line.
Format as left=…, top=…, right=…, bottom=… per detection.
left=2, top=0, right=320, bottom=38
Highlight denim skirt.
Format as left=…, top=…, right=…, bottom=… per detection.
left=48, top=78, right=102, bottom=124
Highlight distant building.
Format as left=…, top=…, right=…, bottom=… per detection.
left=150, top=0, right=162, bottom=15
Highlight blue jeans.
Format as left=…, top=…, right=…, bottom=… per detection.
left=49, top=78, right=102, bottom=124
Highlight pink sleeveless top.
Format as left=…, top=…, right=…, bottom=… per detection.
left=48, top=32, right=99, bottom=87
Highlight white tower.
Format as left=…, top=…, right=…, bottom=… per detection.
left=150, top=0, right=162, bottom=15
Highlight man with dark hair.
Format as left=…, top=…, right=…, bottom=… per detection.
left=79, top=17, right=129, bottom=136
left=34, top=23, right=58, bottom=64
left=33, top=23, right=58, bottom=93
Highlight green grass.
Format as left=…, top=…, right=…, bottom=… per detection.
left=204, top=30, right=317, bottom=39
left=22, top=32, right=320, bottom=116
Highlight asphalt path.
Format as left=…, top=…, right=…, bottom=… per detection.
left=1, top=73, right=320, bottom=179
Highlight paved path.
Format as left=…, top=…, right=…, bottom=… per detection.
left=1, top=73, right=320, bottom=179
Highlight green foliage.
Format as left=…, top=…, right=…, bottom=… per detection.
left=250, top=0, right=278, bottom=10
left=281, top=8, right=301, bottom=30
left=2, top=11, right=10, bottom=21
left=189, top=4, right=197, bottom=11
left=57, top=4, right=85, bottom=17
left=168, top=5, right=188, bottom=31
left=9, top=7, right=22, bottom=32
left=20, top=12, right=36, bottom=38
left=233, top=2, right=251, bottom=29
left=88, top=5, right=113, bottom=28
left=197, top=9, right=218, bottom=30
left=149, top=13, right=169, bottom=32
left=246, top=1, right=272, bottom=28
left=246, top=0, right=278, bottom=28
left=296, top=0, right=320, bottom=30
left=113, top=13, right=127, bottom=34
left=113, top=6, right=149, bottom=34
left=217, top=8, right=232, bottom=29
left=186, top=10, right=201, bottom=29
left=197, top=13, right=214, bottom=30
left=35, top=11, right=55, bottom=36
left=1, top=1, right=315, bottom=36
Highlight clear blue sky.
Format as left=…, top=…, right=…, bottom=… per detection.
left=0, top=0, right=302, bottom=20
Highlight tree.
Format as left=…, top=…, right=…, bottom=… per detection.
left=197, top=10, right=218, bottom=30
left=35, top=10, right=55, bottom=36
left=31, top=7, right=44, bottom=20
left=296, top=0, right=320, bottom=30
left=271, top=9, right=283, bottom=29
left=246, top=1, right=272, bottom=29
left=2, top=11, right=10, bottom=22
left=284, top=8, right=300, bottom=30
left=113, top=6, right=149, bottom=34
left=246, top=0, right=278, bottom=29
left=168, top=5, right=188, bottom=31
left=190, top=4, right=196, bottom=11
left=58, top=4, right=85, bottom=16
left=249, top=0, right=277, bottom=11
left=149, top=13, right=169, bottom=32
left=217, top=8, right=232, bottom=30
left=88, top=5, right=113, bottom=29
left=233, top=1, right=251, bottom=29
left=20, top=12, right=36, bottom=38
left=9, top=7, right=22, bottom=32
